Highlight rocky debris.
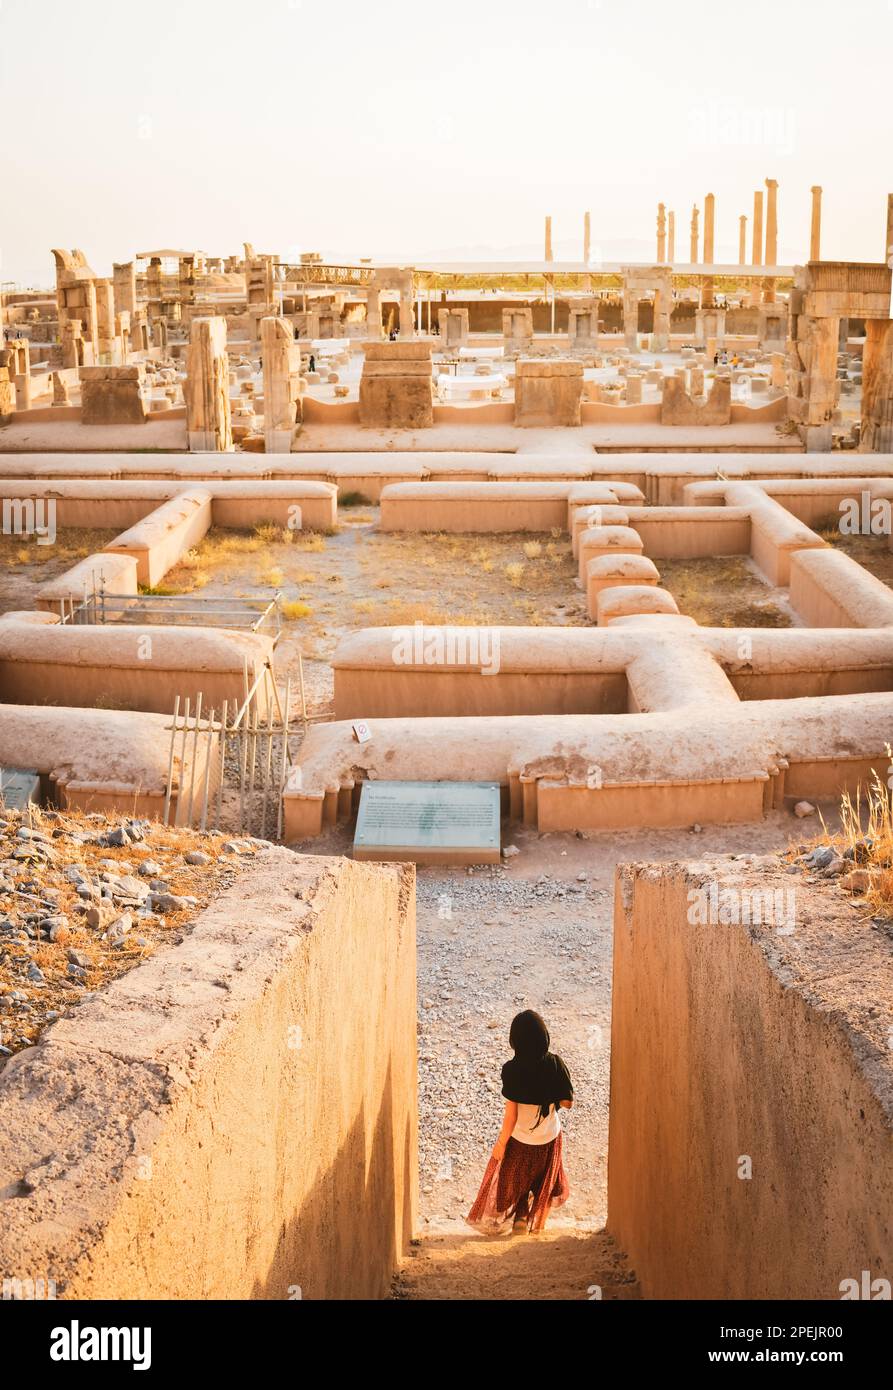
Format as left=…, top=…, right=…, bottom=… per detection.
left=793, top=801, right=817, bottom=818
left=0, top=806, right=247, bottom=1063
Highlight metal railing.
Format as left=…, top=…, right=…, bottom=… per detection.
left=162, top=660, right=308, bottom=839
left=61, top=584, right=282, bottom=640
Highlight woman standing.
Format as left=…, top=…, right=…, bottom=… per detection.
left=466, top=1010, right=573, bottom=1235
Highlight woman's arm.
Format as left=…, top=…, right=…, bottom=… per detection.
left=491, top=1101, right=518, bottom=1161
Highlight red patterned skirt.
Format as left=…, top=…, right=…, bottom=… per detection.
left=465, top=1133, right=569, bottom=1235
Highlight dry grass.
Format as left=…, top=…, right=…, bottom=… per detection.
left=281, top=599, right=312, bottom=621
left=658, top=556, right=792, bottom=628
left=824, top=757, right=893, bottom=915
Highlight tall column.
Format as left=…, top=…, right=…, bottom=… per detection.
left=657, top=203, right=667, bottom=263
left=739, top=215, right=747, bottom=265
left=810, top=186, right=823, bottom=261
left=545, top=215, right=553, bottom=262
left=689, top=204, right=699, bottom=263
left=702, top=193, right=715, bottom=304
left=886, top=193, right=893, bottom=267
left=764, top=178, right=779, bottom=265
left=583, top=210, right=591, bottom=263
left=764, top=178, right=779, bottom=303
left=186, top=316, right=233, bottom=452
left=703, top=193, right=715, bottom=265
left=668, top=211, right=675, bottom=264
left=752, top=191, right=764, bottom=266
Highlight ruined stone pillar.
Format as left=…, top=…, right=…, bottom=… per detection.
left=810, top=186, right=823, bottom=262
left=584, top=210, right=591, bottom=263
left=399, top=275, right=415, bottom=340
left=788, top=313, right=839, bottom=452
left=886, top=193, right=893, bottom=268
left=186, top=316, right=233, bottom=452
left=652, top=283, right=671, bottom=351
left=752, top=191, right=764, bottom=266
left=689, top=205, right=699, bottom=263
left=623, top=285, right=639, bottom=350
left=859, top=318, right=893, bottom=452
left=366, top=286, right=382, bottom=340
left=668, top=211, right=675, bottom=264
left=261, top=315, right=303, bottom=454
left=545, top=216, right=553, bottom=262
left=739, top=215, right=747, bottom=265
left=657, top=204, right=666, bottom=263
left=94, top=280, right=116, bottom=361
left=113, top=261, right=137, bottom=317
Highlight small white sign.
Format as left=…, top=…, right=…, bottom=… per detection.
left=352, top=721, right=372, bottom=744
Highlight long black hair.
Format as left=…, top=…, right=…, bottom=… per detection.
left=505, top=1009, right=572, bottom=1129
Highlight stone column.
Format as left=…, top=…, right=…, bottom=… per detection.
left=859, top=318, right=893, bottom=452
left=689, top=205, right=699, bottom=263
left=810, top=186, right=822, bottom=262
left=739, top=215, right=747, bottom=265
left=752, top=191, right=763, bottom=266
left=622, top=284, right=639, bottom=351
left=261, top=315, right=303, bottom=454
left=584, top=210, right=591, bottom=263
left=788, top=313, right=838, bottom=452
left=652, top=282, right=671, bottom=351
left=668, top=211, right=675, bottom=264
left=657, top=203, right=666, bottom=263
left=764, top=179, right=779, bottom=265
left=113, top=261, right=137, bottom=316
left=886, top=193, right=893, bottom=268
left=399, top=273, right=415, bottom=340
left=764, top=177, right=779, bottom=303
left=702, top=193, right=715, bottom=303
left=545, top=216, right=553, bottom=262
left=95, top=280, right=116, bottom=361
left=366, top=286, right=382, bottom=340
left=186, top=316, right=233, bottom=452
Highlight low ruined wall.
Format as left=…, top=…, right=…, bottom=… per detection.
left=624, top=505, right=751, bottom=558
left=608, top=862, right=893, bottom=1299
left=380, top=481, right=576, bottom=533
left=789, top=547, right=893, bottom=628
left=104, top=488, right=213, bottom=587
left=0, top=850, right=417, bottom=1300
left=0, top=616, right=275, bottom=716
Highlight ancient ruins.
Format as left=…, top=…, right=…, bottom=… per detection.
left=1, top=178, right=892, bottom=1314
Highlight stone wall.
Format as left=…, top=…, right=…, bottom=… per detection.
left=607, top=861, right=893, bottom=1299
left=514, top=358, right=583, bottom=427
left=0, top=850, right=417, bottom=1300
left=359, top=341, right=434, bottom=429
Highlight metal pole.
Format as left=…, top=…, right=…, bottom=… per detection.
left=162, top=695, right=180, bottom=827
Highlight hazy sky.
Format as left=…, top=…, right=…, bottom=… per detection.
left=2, top=0, right=892, bottom=286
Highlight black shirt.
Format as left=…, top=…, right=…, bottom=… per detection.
left=501, top=1052, right=574, bottom=1111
